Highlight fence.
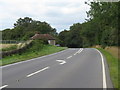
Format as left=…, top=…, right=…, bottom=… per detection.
left=2, top=40, right=33, bottom=57
left=0, top=40, right=25, bottom=44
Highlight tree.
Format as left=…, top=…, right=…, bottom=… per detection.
left=67, top=23, right=83, bottom=48
left=14, top=17, right=33, bottom=27
left=58, top=30, right=69, bottom=46
left=85, top=2, right=119, bottom=47
left=2, top=17, right=58, bottom=40
left=58, top=23, right=83, bottom=48
left=58, top=2, right=119, bottom=48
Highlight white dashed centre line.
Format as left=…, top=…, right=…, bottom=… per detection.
left=74, top=48, right=83, bottom=55
left=78, top=48, right=83, bottom=53
left=27, top=67, right=50, bottom=77
left=67, top=56, right=72, bottom=59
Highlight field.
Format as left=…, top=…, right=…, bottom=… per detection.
left=0, top=44, right=17, bottom=49
left=0, top=44, right=18, bottom=52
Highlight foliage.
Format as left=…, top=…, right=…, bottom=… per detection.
left=27, top=40, right=45, bottom=52
left=2, top=17, right=57, bottom=40
left=58, top=23, right=83, bottom=48
left=58, top=30, right=69, bottom=47
left=58, top=2, right=119, bottom=48
left=86, top=2, right=119, bottom=47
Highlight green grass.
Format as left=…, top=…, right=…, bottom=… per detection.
left=1, top=40, right=67, bottom=66
left=97, top=48, right=119, bottom=88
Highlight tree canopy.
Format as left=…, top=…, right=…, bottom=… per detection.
left=2, top=17, right=57, bottom=40
left=58, top=2, right=119, bottom=48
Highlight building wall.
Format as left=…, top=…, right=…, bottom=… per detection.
left=48, top=40, right=55, bottom=45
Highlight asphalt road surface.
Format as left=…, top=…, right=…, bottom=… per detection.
left=1, top=48, right=113, bottom=89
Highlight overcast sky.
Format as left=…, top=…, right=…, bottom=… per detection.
left=0, top=0, right=90, bottom=32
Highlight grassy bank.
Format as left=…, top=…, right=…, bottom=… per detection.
left=105, top=46, right=120, bottom=59
left=1, top=40, right=67, bottom=66
left=97, top=48, right=118, bottom=88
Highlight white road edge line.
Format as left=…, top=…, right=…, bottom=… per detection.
left=27, top=67, right=50, bottom=77
left=67, top=56, right=72, bottom=59
left=0, top=85, right=8, bottom=89
left=96, top=49, right=107, bottom=88
left=56, top=60, right=66, bottom=65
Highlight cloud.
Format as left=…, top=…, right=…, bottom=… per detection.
left=0, top=0, right=90, bottom=32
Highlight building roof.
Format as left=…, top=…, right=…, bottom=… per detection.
left=31, top=33, right=55, bottom=40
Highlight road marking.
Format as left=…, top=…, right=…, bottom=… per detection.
left=56, top=60, right=66, bottom=65
left=0, top=85, right=8, bottom=89
left=27, top=67, right=50, bottom=77
left=77, top=48, right=82, bottom=53
left=78, top=48, right=83, bottom=53
left=67, top=56, right=72, bottom=59
left=74, top=52, right=77, bottom=55
left=74, top=53, right=77, bottom=55
left=74, top=48, right=83, bottom=55
left=96, top=49, right=107, bottom=88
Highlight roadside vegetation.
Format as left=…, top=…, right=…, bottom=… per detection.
left=97, top=48, right=119, bottom=88
left=105, top=46, right=120, bottom=59
left=1, top=40, right=67, bottom=66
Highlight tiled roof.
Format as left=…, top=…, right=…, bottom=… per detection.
left=31, top=34, right=55, bottom=40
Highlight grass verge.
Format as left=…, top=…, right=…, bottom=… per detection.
left=97, top=48, right=118, bottom=88
left=1, top=43, right=67, bottom=66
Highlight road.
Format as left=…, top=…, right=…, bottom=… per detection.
left=1, top=48, right=113, bottom=89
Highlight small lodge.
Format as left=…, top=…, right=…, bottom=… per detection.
left=31, top=33, right=56, bottom=46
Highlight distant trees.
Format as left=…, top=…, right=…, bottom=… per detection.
left=67, top=23, right=83, bottom=48
left=2, top=17, right=57, bottom=40
left=58, top=23, right=83, bottom=48
left=14, top=17, right=33, bottom=27
left=58, top=2, right=119, bottom=48
left=58, top=30, right=69, bottom=47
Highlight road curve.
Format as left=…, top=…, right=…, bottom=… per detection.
left=1, top=48, right=113, bottom=88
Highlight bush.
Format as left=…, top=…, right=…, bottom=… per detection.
left=27, top=40, right=45, bottom=52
